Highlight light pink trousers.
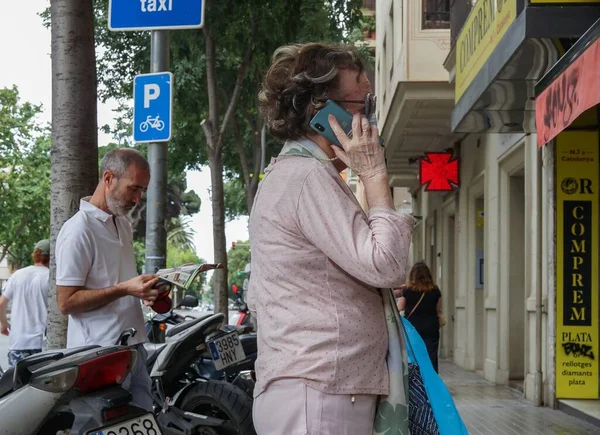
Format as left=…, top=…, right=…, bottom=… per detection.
left=253, top=379, right=378, bottom=435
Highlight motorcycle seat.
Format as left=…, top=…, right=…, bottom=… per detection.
left=166, top=313, right=213, bottom=338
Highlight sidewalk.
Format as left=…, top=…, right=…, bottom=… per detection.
left=440, top=360, right=598, bottom=434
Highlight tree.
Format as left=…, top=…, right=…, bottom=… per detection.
left=47, top=0, right=99, bottom=349
left=86, top=0, right=365, bottom=322
left=0, top=87, right=51, bottom=269
left=226, top=240, right=251, bottom=299
left=208, top=239, right=250, bottom=300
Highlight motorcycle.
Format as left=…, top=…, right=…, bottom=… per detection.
left=147, top=296, right=256, bottom=386
left=143, top=295, right=257, bottom=434
left=0, top=332, right=159, bottom=435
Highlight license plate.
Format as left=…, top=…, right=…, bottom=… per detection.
left=87, top=413, right=161, bottom=435
left=207, top=331, right=247, bottom=370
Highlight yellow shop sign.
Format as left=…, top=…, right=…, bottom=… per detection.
left=455, top=0, right=517, bottom=102
left=556, top=131, right=599, bottom=399
left=530, top=0, right=600, bottom=3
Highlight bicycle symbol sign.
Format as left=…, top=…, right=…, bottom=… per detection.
left=140, top=115, right=165, bottom=132
left=133, top=72, right=173, bottom=143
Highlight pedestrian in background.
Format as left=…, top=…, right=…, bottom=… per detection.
left=0, top=240, right=50, bottom=367
left=397, top=261, right=443, bottom=372
left=248, top=42, right=414, bottom=435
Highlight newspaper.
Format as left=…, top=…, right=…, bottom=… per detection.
left=155, top=263, right=223, bottom=291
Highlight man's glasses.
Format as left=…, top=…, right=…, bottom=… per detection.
left=335, top=93, right=377, bottom=119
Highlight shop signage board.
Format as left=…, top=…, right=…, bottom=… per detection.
left=419, top=152, right=460, bottom=192
left=536, top=37, right=600, bottom=147
left=530, top=0, right=600, bottom=3
left=556, top=131, right=599, bottom=399
left=455, top=0, right=517, bottom=103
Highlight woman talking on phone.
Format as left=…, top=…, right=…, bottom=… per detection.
left=247, top=43, right=415, bottom=435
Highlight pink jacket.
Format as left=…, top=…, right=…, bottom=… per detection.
left=248, top=151, right=414, bottom=397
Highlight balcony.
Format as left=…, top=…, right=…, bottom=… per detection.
left=376, top=0, right=455, bottom=189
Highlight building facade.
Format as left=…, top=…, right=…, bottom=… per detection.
left=376, top=0, right=600, bottom=417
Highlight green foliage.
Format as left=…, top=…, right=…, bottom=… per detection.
left=209, top=239, right=250, bottom=300
left=223, top=177, right=248, bottom=220
left=76, top=0, right=366, bottom=217
left=227, top=240, right=250, bottom=293
left=0, top=87, right=50, bottom=269
left=133, top=240, right=146, bottom=274
left=166, top=216, right=196, bottom=252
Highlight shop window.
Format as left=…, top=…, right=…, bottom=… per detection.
left=423, top=0, right=450, bottom=30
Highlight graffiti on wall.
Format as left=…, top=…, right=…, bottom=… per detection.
left=536, top=38, right=600, bottom=146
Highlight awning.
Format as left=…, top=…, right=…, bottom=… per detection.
left=451, top=3, right=600, bottom=135
left=536, top=18, right=600, bottom=147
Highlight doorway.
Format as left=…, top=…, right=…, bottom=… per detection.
left=508, top=172, right=526, bottom=384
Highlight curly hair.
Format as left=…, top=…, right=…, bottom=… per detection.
left=408, top=261, right=436, bottom=293
left=258, top=43, right=365, bottom=141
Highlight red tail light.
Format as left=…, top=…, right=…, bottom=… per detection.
left=237, top=313, right=246, bottom=326
left=74, top=349, right=134, bottom=394
left=103, top=405, right=129, bottom=421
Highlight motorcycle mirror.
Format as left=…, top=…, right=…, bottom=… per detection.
left=115, top=327, right=137, bottom=346
left=179, top=294, right=199, bottom=308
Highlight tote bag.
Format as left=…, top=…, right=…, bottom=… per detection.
left=400, top=316, right=469, bottom=435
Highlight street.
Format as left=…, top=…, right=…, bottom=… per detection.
left=441, top=361, right=599, bottom=434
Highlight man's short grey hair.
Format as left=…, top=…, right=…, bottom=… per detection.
left=100, top=148, right=150, bottom=179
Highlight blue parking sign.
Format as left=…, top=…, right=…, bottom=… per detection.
left=133, top=73, right=173, bottom=143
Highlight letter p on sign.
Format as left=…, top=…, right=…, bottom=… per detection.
left=144, top=84, right=161, bottom=108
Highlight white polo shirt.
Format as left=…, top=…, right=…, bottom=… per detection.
left=3, top=265, right=49, bottom=350
left=56, top=197, right=146, bottom=347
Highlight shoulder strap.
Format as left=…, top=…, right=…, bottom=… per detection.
left=407, top=292, right=425, bottom=320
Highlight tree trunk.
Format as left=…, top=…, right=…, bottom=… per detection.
left=47, top=0, right=98, bottom=349
left=231, top=116, right=262, bottom=216
left=201, top=5, right=253, bottom=321
left=208, top=149, right=228, bottom=323
left=247, top=125, right=262, bottom=215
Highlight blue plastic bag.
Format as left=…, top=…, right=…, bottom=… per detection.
left=400, top=316, right=469, bottom=435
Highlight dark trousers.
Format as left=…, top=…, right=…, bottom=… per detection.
left=423, top=337, right=439, bottom=373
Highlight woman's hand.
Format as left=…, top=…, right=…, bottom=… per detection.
left=328, top=113, right=387, bottom=182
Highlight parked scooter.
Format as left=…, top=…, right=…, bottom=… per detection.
left=0, top=331, right=158, bottom=435
left=143, top=295, right=256, bottom=434
left=147, top=296, right=256, bottom=384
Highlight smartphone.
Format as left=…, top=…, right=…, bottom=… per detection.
left=309, top=99, right=354, bottom=148
left=309, top=99, right=385, bottom=148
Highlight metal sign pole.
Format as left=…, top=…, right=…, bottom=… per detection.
left=145, top=30, right=170, bottom=274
